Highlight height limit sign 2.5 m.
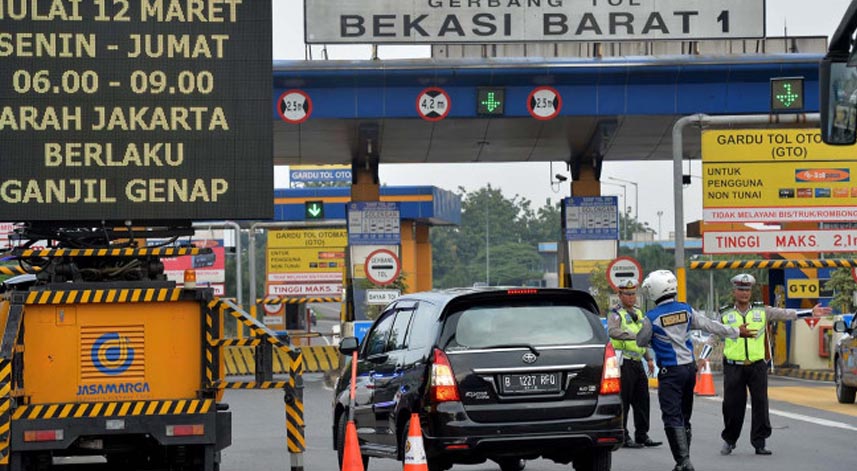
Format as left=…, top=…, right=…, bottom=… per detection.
left=528, top=86, right=562, bottom=120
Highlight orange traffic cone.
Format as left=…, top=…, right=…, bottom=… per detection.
left=403, top=413, right=428, bottom=471
left=694, top=359, right=716, bottom=396
left=342, top=419, right=365, bottom=471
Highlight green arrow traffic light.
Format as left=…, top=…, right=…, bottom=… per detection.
left=305, top=200, right=324, bottom=220
left=771, top=78, right=804, bottom=111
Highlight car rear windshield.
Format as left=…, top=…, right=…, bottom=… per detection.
left=443, top=302, right=598, bottom=350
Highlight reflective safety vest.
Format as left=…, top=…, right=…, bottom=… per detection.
left=610, top=307, right=648, bottom=360
left=721, top=306, right=767, bottom=362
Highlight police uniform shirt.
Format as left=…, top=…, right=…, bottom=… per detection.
left=637, top=299, right=741, bottom=367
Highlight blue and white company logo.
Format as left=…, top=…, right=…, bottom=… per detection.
left=92, top=332, right=134, bottom=375
left=78, top=330, right=149, bottom=397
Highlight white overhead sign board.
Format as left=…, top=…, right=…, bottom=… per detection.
left=304, top=0, right=765, bottom=44
left=704, top=230, right=857, bottom=255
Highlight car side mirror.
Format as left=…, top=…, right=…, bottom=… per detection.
left=339, top=336, right=359, bottom=355
left=833, top=320, right=848, bottom=333
left=820, top=56, right=857, bottom=145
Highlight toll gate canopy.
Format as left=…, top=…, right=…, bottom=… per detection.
left=272, top=51, right=822, bottom=167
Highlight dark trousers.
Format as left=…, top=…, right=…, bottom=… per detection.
left=721, top=360, right=771, bottom=448
left=620, top=360, right=651, bottom=442
left=657, top=363, right=696, bottom=430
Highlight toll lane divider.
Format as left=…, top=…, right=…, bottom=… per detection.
left=223, top=345, right=340, bottom=375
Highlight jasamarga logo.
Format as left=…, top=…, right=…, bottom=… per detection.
left=92, top=332, right=135, bottom=375
left=79, top=331, right=150, bottom=396
left=77, top=382, right=151, bottom=396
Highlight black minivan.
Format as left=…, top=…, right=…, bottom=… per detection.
left=332, top=287, right=623, bottom=471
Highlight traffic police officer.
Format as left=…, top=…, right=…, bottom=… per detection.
left=705, top=273, right=830, bottom=456
left=607, top=278, right=661, bottom=449
left=637, top=270, right=756, bottom=471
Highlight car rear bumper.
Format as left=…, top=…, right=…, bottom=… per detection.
left=424, top=397, right=623, bottom=461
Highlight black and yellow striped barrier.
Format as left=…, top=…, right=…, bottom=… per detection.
left=0, top=266, right=40, bottom=276
left=257, top=296, right=342, bottom=304
left=689, top=259, right=857, bottom=270
left=222, top=345, right=339, bottom=375
left=214, top=381, right=289, bottom=390
left=21, top=288, right=184, bottom=305
left=12, top=399, right=214, bottom=420
left=9, top=247, right=211, bottom=258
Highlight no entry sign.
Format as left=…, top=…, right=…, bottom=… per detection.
left=416, top=87, right=451, bottom=122
left=278, top=89, right=312, bottom=124
left=606, top=256, right=642, bottom=292
left=365, top=249, right=401, bottom=286
left=527, top=86, right=562, bottom=120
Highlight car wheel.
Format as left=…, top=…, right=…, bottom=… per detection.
left=497, top=458, right=526, bottom=471
left=572, top=448, right=610, bottom=471
left=336, top=413, right=369, bottom=471
left=835, top=359, right=857, bottom=404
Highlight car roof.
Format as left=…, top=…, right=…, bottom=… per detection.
left=395, top=286, right=599, bottom=312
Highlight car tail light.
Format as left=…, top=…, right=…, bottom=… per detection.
left=166, top=424, right=205, bottom=437
left=430, top=348, right=460, bottom=402
left=24, top=429, right=63, bottom=442
left=600, top=343, right=621, bottom=395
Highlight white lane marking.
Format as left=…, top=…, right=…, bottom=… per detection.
left=700, top=396, right=857, bottom=432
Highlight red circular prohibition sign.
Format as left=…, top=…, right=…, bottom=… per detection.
left=527, top=86, right=562, bottom=121
left=365, top=249, right=401, bottom=286
left=415, top=87, right=451, bottom=122
left=277, top=89, right=312, bottom=124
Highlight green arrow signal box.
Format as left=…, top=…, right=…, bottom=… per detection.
left=305, top=200, right=325, bottom=220
left=771, top=77, right=804, bottom=112
left=476, top=87, right=505, bottom=116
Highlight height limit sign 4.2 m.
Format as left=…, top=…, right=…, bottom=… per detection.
left=528, top=86, right=562, bottom=120
left=417, top=87, right=451, bottom=122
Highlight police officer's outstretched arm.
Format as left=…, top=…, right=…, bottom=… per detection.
left=691, top=312, right=756, bottom=339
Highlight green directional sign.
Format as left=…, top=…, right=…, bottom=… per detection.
left=771, top=77, right=804, bottom=112
left=305, top=200, right=325, bottom=220
left=477, top=87, right=505, bottom=116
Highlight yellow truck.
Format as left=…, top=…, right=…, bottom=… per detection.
left=0, top=231, right=233, bottom=471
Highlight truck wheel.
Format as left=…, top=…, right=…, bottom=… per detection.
left=336, top=413, right=368, bottom=470
left=18, top=452, right=51, bottom=471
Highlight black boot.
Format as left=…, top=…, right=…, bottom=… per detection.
left=665, top=427, right=695, bottom=471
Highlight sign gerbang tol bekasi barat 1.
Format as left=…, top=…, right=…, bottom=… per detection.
left=304, top=0, right=765, bottom=44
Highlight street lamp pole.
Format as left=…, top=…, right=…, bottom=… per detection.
left=608, top=176, right=639, bottom=226
left=656, top=210, right=664, bottom=240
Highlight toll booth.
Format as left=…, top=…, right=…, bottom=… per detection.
left=268, top=185, right=461, bottom=326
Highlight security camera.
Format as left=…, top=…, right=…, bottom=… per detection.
left=555, top=174, right=568, bottom=182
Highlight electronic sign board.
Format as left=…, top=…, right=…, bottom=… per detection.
left=0, top=1, right=273, bottom=221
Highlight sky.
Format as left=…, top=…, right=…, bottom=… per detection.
left=271, top=0, right=852, bottom=238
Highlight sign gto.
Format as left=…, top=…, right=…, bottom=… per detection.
left=304, top=0, right=765, bottom=44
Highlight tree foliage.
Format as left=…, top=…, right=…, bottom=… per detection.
left=824, top=268, right=857, bottom=313
left=431, top=185, right=560, bottom=288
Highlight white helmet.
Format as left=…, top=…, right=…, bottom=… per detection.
left=642, top=270, right=678, bottom=302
